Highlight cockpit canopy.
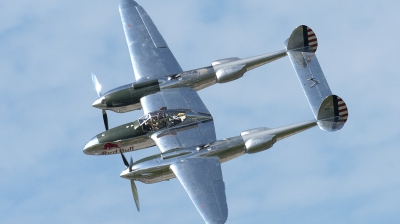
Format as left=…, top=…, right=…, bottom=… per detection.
left=138, top=110, right=187, bottom=132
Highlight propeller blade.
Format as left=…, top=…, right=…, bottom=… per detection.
left=102, top=109, right=109, bottom=131
left=121, top=152, right=129, bottom=168
left=91, top=72, right=102, bottom=97
left=129, top=157, right=133, bottom=172
left=130, top=180, right=140, bottom=212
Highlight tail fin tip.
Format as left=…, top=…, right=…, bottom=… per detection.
left=286, top=25, right=318, bottom=53
left=317, top=95, right=348, bottom=131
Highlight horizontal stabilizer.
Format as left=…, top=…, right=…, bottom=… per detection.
left=285, top=25, right=348, bottom=131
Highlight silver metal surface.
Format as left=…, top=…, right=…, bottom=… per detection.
left=92, top=96, right=106, bottom=109
left=83, top=136, right=99, bottom=150
left=316, top=95, right=348, bottom=131
left=211, top=57, right=240, bottom=66
left=212, top=50, right=287, bottom=75
left=286, top=50, right=332, bottom=117
left=119, top=119, right=320, bottom=222
left=119, top=0, right=183, bottom=81
left=285, top=25, right=349, bottom=132
left=215, top=64, right=246, bottom=83
left=84, top=109, right=214, bottom=155
left=159, top=66, right=217, bottom=91
left=241, top=120, right=317, bottom=142
left=152, top=120, right=216, bottom=153
left=108, top=103, right=142, bottom=113
left=240, top=127, right=270, bottom=136
left=88, top=2, right=348, bottom=221
left=285, top=25, right=331, bottom=119
left=118, top=118, right=323, bottom=224
left=90, top=48, right=288, bottom=114
left=139, top=86, right=217, bottom=152
left=140, top=87, right=211, bottom=115
left=83, top=133, right=154, bottom=156
left=244, top=135, right=276, bottom=154
left=171, top=157, right=228, bottom=224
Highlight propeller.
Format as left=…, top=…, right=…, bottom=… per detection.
left=130, top=180, right=140, bottom=211
left=91, top=72, right=102, bottom=97
left=91, top=72, right=109, bottom=131
left=120, top=152, right=140, bottom=211
left=121, top=151, right=129, bottom=168
left=102, top=109, right=109, bottom=131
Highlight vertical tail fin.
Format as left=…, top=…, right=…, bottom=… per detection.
left=285, top=25, right=348, bottom=131
left=317, top=95, right=348, bottom=131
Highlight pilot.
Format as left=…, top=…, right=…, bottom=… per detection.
left=154, top=112, right=167, bottom=129
left=143, top=120, right=152, bottom=131
left=153, top=121, right=160, bottom=130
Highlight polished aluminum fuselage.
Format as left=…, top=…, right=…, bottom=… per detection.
left=83, top=109, right=213, bottom=155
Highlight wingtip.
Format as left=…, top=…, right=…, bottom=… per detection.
left=119, top=0, right=139, bottom=9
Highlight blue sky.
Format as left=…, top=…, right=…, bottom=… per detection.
left=1, top=0, right=399, bottom=223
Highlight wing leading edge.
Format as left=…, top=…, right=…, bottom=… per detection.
left=170, top=157, right=228, bottom=224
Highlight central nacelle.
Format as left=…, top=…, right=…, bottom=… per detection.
left=83, top=109, right=213, bottom=155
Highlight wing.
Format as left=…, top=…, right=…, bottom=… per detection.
left=119, top=0, right=183, bottom=81
left=170, top=157, right=228, bottom=224
left=120, top=0, right=216, bottom=152
left=143, top=87, right=217, bottom=153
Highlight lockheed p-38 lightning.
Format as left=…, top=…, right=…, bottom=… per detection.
left=83, top=1, right=348, bottom=223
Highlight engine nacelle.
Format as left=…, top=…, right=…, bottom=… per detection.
left=243, top=135, right=276, bottom=154
left=92, top=79, right=160, bottom=113
left=216, top=64, right=246, bottom=83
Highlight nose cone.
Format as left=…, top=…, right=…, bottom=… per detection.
left=120, top=169, right=133, bottom=179
left=83, top=136, right=99, bottom=154
left=92, top=96, right=106, bottom=109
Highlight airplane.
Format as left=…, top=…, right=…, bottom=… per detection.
left=83, top=0, right=348, bottom=223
